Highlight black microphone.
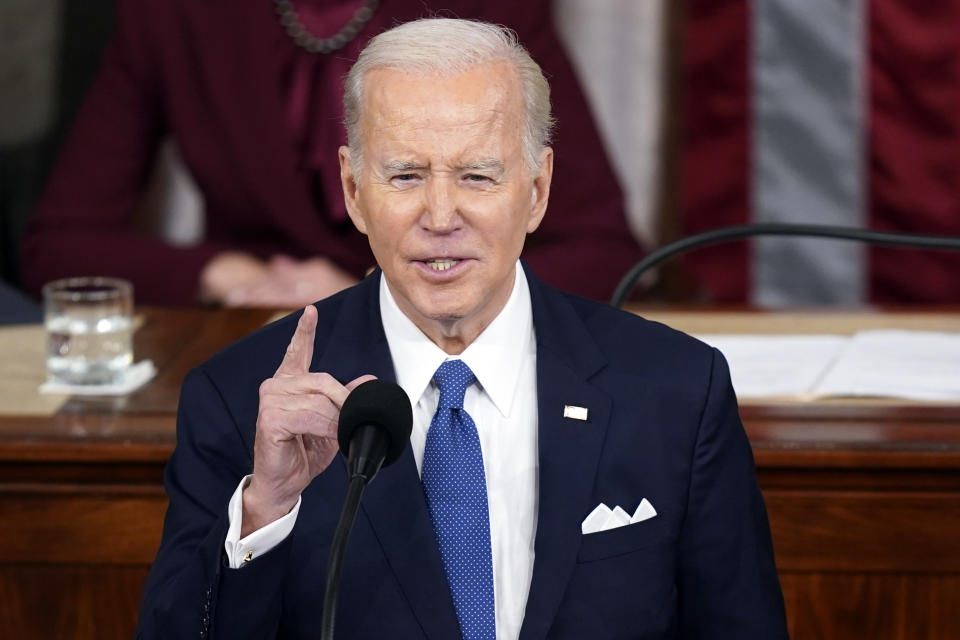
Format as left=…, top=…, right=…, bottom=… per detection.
left=337, top=379, right=412, bottom=483
left=321, top=379, right=412, bottom=640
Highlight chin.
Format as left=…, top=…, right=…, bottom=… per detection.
left=415, top=294, right=473, bottom=324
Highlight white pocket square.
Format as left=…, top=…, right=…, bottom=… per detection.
left=581, top=499, right=657, bottom=534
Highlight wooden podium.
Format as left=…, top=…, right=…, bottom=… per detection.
left=1, top=307, right=958, bottom=639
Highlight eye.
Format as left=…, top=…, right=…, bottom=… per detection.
left=389, top=173, right=421, bottom=187
left=464, top=174, right=492, bottom=183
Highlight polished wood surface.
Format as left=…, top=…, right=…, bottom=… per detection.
left=0, top=307, right=276, bottom=640
left=1, top=306, right=959, bottom=639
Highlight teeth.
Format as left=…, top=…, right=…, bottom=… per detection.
left=426, top=259, right=460, bottom=271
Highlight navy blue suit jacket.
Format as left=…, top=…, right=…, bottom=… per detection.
left=136, top=267, right=788, bottom=639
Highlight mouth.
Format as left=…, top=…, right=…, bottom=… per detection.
left=413, top=257, right=474, bottom=278
left=422, top=258, right=462, bottom=272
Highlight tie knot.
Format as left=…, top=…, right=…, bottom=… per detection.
left=433, top=359, right=476, bottom=410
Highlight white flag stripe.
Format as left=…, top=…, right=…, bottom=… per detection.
left=751, top=0, right=867, bottom=305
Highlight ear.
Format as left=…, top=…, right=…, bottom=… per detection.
left=339, top=145, right=368, bottom=235
left=526, top=147, right=553, bottom=233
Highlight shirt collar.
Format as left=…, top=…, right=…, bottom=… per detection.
left=379, top=261, right=534, bottom=417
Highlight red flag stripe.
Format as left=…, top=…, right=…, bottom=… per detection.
left=868, top=0, right=960, bottom=303
left=680, top=0, right=751, bottom=302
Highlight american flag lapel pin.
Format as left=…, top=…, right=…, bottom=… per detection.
left=563, top=405, right=589, bottom=421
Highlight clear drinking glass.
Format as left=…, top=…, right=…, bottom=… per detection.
left=43, top=277, right=134, bottom=385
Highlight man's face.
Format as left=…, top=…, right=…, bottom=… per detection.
left=339, top=61, right=552, bottom=348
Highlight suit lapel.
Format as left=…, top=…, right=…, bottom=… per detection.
left=315, top=274, right=461, bottom=639
left=359, top=451, right=461, bottom=638
left=520, top=269, right=612, bottom=640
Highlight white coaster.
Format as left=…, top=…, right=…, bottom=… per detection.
left=39, top=360, right=157, bottom=396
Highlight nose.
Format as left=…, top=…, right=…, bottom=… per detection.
left=420, top=175, right=460, bottom=233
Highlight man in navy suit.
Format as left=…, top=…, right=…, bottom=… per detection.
left=136, top=18, right=788, bottom=639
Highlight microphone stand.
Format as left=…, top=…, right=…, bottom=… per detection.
left=320, top=422, right=389, bottom=640
left=320, top=474, right=367, bottom=640
left=320, top=380, right=412, bottom=639
left=609, top=222, right=960, bottom=308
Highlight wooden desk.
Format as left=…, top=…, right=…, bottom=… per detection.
left=1, top=307, right=958, bottom=639
left=0, top=307, right=276, bottom=639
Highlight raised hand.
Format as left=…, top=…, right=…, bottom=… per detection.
left=242, top=305, right=374, bottom=535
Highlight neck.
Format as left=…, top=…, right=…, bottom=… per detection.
left=422, top=318, right=490, bottom=355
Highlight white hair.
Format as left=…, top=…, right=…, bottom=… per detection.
left=343, top=18, right=554, bottom=175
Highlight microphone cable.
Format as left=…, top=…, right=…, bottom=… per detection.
left=610, top=223, right=960, bottom=309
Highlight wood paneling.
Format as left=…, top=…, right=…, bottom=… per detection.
left=780, top=574, right=960, bottom=640
left=0, top=490, right=165, bottom=564
left=0, top=566, right=149, bottom=640
left=766, top=491, right=960, bottom=572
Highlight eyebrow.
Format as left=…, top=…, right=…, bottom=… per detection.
left=380, top=158, right=505, bottom=174
left=382, top=160, right=427, bottom=173
left=459, top=159, right=504, bottom=173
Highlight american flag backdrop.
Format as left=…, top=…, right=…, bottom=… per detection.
left=680, top=0, right=960, bottom=304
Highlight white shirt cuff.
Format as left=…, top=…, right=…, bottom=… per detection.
left=224, top=474, right=301, bottom=569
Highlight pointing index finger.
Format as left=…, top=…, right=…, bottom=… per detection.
left=276, top=305, right=318, bottom=375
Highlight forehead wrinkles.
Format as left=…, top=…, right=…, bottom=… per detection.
left=361, top=65, right=525, bottom=160
left=382, top=112, right=510, bottom=159
left=378, top=121, right=520, bottom=176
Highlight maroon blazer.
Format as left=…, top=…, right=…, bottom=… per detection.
left=22, top=0, right=642, bottom=305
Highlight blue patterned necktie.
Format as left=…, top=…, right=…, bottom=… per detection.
left=422, top=359, right=496, bottom=640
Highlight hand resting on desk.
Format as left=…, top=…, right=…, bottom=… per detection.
left=200, top=253, right=359, bottom=308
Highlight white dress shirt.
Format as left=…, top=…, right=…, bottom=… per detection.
left=225, top=261, right=539, bottom=640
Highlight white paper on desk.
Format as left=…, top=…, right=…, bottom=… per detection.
left=812, top=330, right=960, bottom=401
left=696, top=335, right=847, bottom=398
